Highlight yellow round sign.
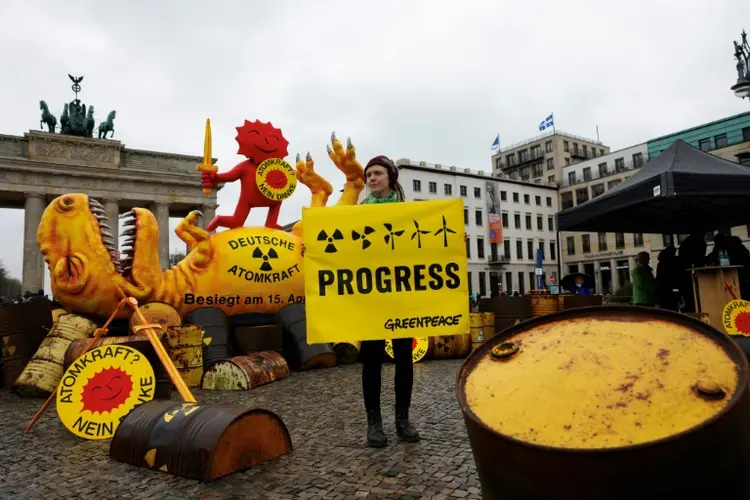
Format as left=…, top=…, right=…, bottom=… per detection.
left=385, top=338, right=430, bottom=363
left=722, top=299, right=750, bottom=336
left=56, top=345, right=156, bottom=440
left=256, top=158, right=297, bottom=201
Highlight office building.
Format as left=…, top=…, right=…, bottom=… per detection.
left=558, top=143, right=651, bottom=294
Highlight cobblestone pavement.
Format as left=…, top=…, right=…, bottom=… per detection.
left=0, top=359, right=482, bottom=500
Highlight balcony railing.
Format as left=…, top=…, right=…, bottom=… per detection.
left=489, top=254, right=511, bottom=265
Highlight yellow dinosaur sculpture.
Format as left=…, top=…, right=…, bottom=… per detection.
left=38, top=133, right=365, bottom=319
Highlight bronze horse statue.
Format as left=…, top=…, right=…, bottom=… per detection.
left=98, top=110, right=116, bottom=139
left=39, top=101, right=57, bottom=133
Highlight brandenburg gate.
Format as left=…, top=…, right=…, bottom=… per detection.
left=0, top=77, right=219, bottom=293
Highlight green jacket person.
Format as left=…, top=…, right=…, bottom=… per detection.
left=632, top=251, right=656, bottom=306
left=358, top=155, right=420, bottom=448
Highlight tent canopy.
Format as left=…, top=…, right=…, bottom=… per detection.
left=556, top=139, right=750, bottom=234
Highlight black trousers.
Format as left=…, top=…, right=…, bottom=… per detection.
left=360, top=338, right=413, bottom=412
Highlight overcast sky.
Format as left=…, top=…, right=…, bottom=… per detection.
left=1, top=0, right=749, bottom=293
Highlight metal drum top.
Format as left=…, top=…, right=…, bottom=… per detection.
left=457, top=305, right=748, bottom=451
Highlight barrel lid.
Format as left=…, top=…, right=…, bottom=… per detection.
left=459, top=307, right=745, bottom=450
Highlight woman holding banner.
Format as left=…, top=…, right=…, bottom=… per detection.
left=358, top=155, right=421, bottom=448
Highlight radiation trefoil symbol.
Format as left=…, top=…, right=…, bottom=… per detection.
left=317, top=229, right=344, bottom=253
left=252, top=247, right=278, bottom=271
left=352, top=226, right=375, bottom=250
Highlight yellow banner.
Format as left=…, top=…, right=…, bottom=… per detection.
left=303, top=198, right=469, bottom=343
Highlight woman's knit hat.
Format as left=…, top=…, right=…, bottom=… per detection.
left=365, top=155, right=399, bottom=183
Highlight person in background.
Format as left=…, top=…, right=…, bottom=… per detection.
left=357, top=155, right=420, bottom=448
left=656, top=245, right=680, bottom=311
left=573, top=275, right=593, bottom=296
left=677, top=232, right=707, bottom=313
left=632, top=251, right=656, bottom=306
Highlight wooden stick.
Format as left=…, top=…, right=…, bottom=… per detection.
left=24, top=298, right=130, bottom=434
left=126, top=298, right=196, bottom=403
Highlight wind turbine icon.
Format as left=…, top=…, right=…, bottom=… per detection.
left=434, top=216, right=456, bottom=247
left=411, top=220, right=430, bottom=248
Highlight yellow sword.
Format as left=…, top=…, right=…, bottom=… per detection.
left=196, top=118, right=217, bottom=195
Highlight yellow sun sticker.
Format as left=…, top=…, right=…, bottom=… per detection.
left=256, top=158, right=297, bottom=201
left=56, top=345, right=156, bottom=440
left=722, top=299, right=750, bottom=336
left=385, top=337, right=430, bottom=363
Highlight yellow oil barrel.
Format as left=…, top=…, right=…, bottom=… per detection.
left=456, top=306, right=750, bottom=499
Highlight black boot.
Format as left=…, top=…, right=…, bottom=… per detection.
left=395, top=406, right=420, bottom=442
left=366, top=409, right=387, bottom=448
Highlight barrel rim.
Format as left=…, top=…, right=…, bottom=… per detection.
left=455, top=304, right=750, bottom=454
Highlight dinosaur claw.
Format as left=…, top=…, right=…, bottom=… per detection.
left=295, top=153, right=301, bottom=163
left=346, top=137, right=352, bottom=149
left=306, top=151, right=312, bottom=161
left=331, top=131, right=336, bottom=143
left=195, top=210, right=203, bottom=218
left=326, top=144, right=332, bottom=154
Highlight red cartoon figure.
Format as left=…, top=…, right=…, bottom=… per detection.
left=200, top=119, right=291, bottom=231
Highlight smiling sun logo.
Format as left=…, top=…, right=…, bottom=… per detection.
left=56, top=344, right=156, bottom=440
left=80, top=367, right=133, bottom=414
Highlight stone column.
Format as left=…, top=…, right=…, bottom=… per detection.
left=103, top=199, right=120, bottom=249
left=23, top=193, right=46, bottom=294
left=151, top=202, right=170, bottom=270
left=201, top=203, right=217, bottom=229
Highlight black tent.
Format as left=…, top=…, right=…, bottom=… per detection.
left=556, top=139, right=750, bottom=234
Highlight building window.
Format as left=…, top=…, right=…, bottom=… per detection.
left=500, top=190, right=507, bottom=201
left=598, top=162, right=607, bottom=176
left=527, top=240, right=534, bottom=260
left=534, top=195, right=541, bottom=206
left=514, top=213, right=521, bottom=228
left=576, top=188, right=589, bottom=205
left=479, top=272, right=487, bottom=296
left=506, top=153, right=516, bottom=166
left=699, top=138, right=712, bottom=151
left=632, top=152, right=644, bottom=168
left=477, top=238, right=485, bottom=259
left=548, top=175, right=556, bottom=183
left=518, top=272, right=525, bottom=295
left=538, top=240, right=545, bottom=260
left=502, top=212, right=509, bottom=227
left=545, top=140, right=552, bottom=153
left=549, top=241, right=556, bottom=260
left=529, top=271, right=536, bottom=291
left=475, top=210, right=483, bottom=226
left=568, top=172, right=576, bottom=185
left=565, top=157, right=571, bottom=166
left=503, top=239, right=511, bottom=259
left=524, top=194, right=530, bottom=204
left=634, top=233, right=644, bottom=247
left=566, top=236, right=575, bottom=255
left=519, top=150, right=529, bottom=162
left=615, top=158, right=625, bottom=172
left=615, top=233, right=625, bottom=249
left=444, top=184, right=452, bottom=196
left=743, top=127, right=750, bottom=142
left=525, top=214, right=532, bottom=230
left=513, top=192, right=519, bottom=203
left=490, top=242, right=498, bottom=261
left=460, top=185, right=467, bottom=196
left=592, top=183, right=605, bottom=198
left=467, top=272, right=472, bottom=294
left=607, top=179, right=622, bottom=189
left=546, top=196, right=552, bottom=207
left=495, top=158, right=502, bottom=170
left=474, top=187, right=481, bottom=198
left=564, top=141, right=569, bottom=152
left=663, top=234, right=674, bottom=247
left=465, top=236, right=471, bottom=258
left=714, top=133, right=728, bottom=148
left=548, top=216, right=554, bottom=231
left=582, top=234, right=591, bottom=253
left=561, top=192, right=574, bottom=210
left=582, top=145, right=588, bottom=157
left=547, top=158, right=554, bottom=170
left=532, top=163, right=544, bottom=178
left=516, top=240, right=523, bottom=259
left=583, top=167, right=592, bottom=181
left=537, top=215, right=543, bottom=231
left=464, top=207, right=469, bottom=225
left=429, top=182, right=437, bottom=193
left=413, top=179, right=421, bottom=192
left=598, top=232, right=608, bottom=251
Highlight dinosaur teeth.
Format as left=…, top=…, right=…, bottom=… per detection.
left=119, top=210, right=134, bottom=219
left=101, top=229, right=115, bottom=239
left=120, top=227, right=136, bottom=237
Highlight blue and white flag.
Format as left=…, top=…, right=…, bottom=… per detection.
left=490, top=134, right=500, bottom=152
left=539, top=113, right=554, bottom=132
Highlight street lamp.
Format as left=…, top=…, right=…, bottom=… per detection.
left=731, top=29, right=750, bottom=101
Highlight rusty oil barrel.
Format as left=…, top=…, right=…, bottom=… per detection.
left=64, top=336, right=172, bottom=399
left=277, top=304, right=336, bottom=371
left=332, top=341, right=361, bottom=364
left=110, top=399, right=293, bottom=481
left=164, top=325, right=204, bottom=388
left=456, top=305, right=750, bottom=499
left=430, top=334, right=472, bottom=359
left=185, top=307, right=232, bottom=367
left=13, top=313, right=97, bottom=397
left=201, top=352, right=291, bottom=390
